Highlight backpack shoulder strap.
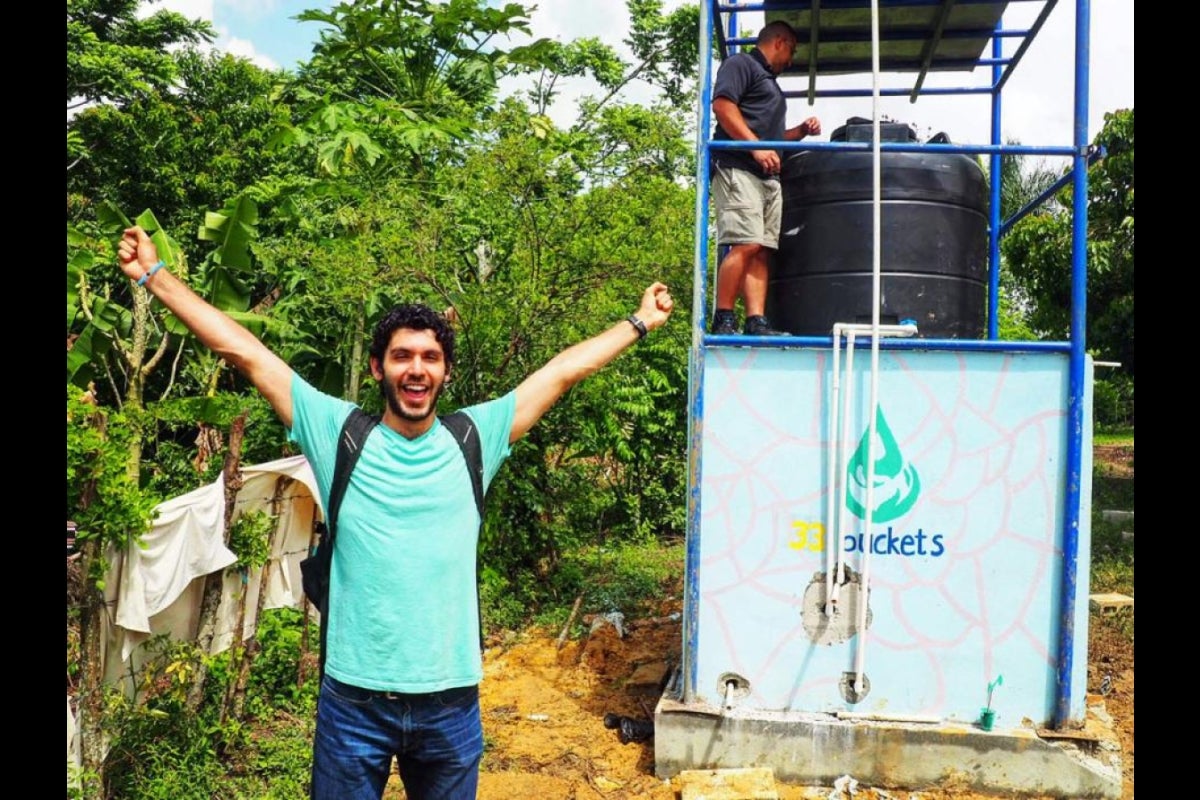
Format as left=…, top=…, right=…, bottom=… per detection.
left=440, top=410, right=485, bottom=519
left=440, top=410, right=487, bottom=651
left=327, top=408, right=380, bottom=541
left=315, top=407, right=379, bottom=678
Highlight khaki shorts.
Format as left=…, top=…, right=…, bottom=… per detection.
left=712, top=165, right=782, bottom=248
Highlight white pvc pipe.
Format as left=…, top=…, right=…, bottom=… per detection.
left=833, top=323, right=918, bottom=337
left=827, top=322, right=916, bottom=618
left=824, top=330, right=842, bottom=614
left=853, top=0, right=885, bottom=700
left=831, top=329, right=857, bottom=611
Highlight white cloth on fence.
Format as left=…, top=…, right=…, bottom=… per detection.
left=104, top=455, right=323, bottom=681
left=67, top=696, right=80, bottom=776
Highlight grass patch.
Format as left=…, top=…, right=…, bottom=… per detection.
left=1090, top=441, right=1134, bottom=602
left=1094, top=429, right=1134, bottom=445
left=533, top=539, right=686, bottom=633
left=480, top=538, right=687, bottom=637
left=224, top=713, right=314, bottom=799
left=1091, top=604, right=1135, bottom=641
left=1090, top=513, right=1134, bottom=594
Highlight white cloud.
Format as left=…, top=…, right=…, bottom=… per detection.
left=219, top=32, right=280, bottom=71
left=138, top=1, right=281, bottom=71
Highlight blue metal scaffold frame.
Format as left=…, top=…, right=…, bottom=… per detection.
left=685, top=0, right=1093, bottom=730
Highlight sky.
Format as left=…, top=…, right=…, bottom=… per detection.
left=151, top=0, right=1133, bottom=156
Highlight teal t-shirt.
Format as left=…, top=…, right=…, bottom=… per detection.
left=288, top=373, right=515, bottom=692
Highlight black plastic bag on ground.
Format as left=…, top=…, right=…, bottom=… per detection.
left=604, top=713, right=654, bottom=744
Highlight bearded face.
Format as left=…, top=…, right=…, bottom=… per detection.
left=370, top=327, right=449, bottom=435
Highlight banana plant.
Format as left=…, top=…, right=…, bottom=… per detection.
left=67, top=205, right=185, bottom=396
left=66, top=194, right=268, bottom=476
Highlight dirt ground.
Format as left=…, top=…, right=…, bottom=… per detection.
left=393, top=447, right=1135, bottom=800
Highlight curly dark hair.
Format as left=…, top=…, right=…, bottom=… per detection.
left=369, top=304, right=456, bottom=368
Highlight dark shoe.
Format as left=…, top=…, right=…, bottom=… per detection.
left=744, top=315, right=790, bottom=336
left=711, top=310, right=738, bottom=335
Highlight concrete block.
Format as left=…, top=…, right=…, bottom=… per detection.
left=679, top=768, right=778, bottom=800
left=655, top=698, right=1122, bottom=799
left=1100, top=509, right=1134, bottom=523
left=1089, top=593, right=1134, bottom=614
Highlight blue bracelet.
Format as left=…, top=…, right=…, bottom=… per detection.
left=136, top=260, right=165, bottom=287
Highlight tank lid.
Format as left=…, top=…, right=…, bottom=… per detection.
left=830, top=117, right=917, bottom=144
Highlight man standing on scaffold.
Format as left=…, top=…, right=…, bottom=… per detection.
left=710, top=20, right=820, bottom=337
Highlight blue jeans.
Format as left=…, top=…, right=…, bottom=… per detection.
left=312, top=675, right=484, bottom=800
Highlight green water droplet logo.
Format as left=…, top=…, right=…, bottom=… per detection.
left=845, top=407, right=920, bottom=522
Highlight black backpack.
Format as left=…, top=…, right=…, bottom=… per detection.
left=299, top=408, right=485, bottom=674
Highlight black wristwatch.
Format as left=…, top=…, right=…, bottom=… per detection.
left=626, top=314, right=648, bottom=339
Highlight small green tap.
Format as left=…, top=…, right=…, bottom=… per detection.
left=986, top=675, right=1004, bottom=710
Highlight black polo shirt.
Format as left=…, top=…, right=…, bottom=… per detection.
left=712, top=48, right=787, bottom=179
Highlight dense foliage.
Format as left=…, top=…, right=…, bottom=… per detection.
left=68, top=4, right=699, bottom=793
left=67, top=0, right=213, bottom=106
left=1001, top=109, right=1135, bottom=428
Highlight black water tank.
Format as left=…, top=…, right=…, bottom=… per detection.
left=767, top=123, right=988, bottom=338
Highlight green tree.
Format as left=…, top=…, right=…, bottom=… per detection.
left=253, top=185, right=436, bottom=402
left=991, top=140, right=1061, bottom=341
left=286, top=0, right=554, bottom=176
left=68, top=51, right=294, bottom=241
left=523, top=37, right=626, bottom=117
left=67, top=386, right=160, bottom=792
left=997, top=143, right=1061, bottom=223
left=1002, top=109, right=1134, bottom=424
left=262, top=93, right=696, bottom=596
left=623, top=0, right=701, bottom=110
left=67, top=197, right=271, bottom=477
left=247, top=1, right=560, bottom=404
left=397, top=100, right=694, bottom=594
left=67, top=0, right=213, bottom=169
left=521, top=1, right=700, bottom=126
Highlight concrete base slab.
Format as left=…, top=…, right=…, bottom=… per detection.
left=1089, top=592, right=1134, bottom=614
left=655, top=694, right=1122, bottom=799
left=679, top=767, right=779, bottom=800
